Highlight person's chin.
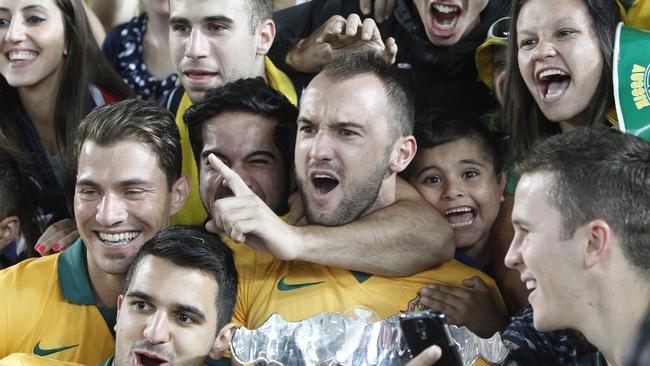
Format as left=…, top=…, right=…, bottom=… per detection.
left=426, top=31, right=462, bottom=46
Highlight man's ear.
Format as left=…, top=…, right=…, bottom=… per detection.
left=583, top=219, right=612, bottom=269
left=389, top=135, right=417, bottom=174
left=497, top=171, right=507, bottom=203
left=170, top=175, right=190, bottom=216
left=115, top=294, right=125, bottom=332
left=255, top=19, right=276, bottom=56
left=0, top=216, right=20, bottom=250
left=208, top=322, right=238, bottom=360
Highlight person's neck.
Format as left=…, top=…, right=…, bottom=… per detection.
left=18, top=73, right=61, bottom=155
left=363, top=176, right=397, bottom=217
left=462, top=236, right=490, bottom=268
left=86, top=252, right=126, bottom=308
left=559, top=110, right=589, bottom=132
left=579, top=277, right=650, bottom=365
left=254, top=56, right=268, bottom=83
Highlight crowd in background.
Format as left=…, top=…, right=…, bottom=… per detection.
left=0, top=0, right=649, bottom=365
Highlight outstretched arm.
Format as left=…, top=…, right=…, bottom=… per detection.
left=208, top=155, right=454, bottom=277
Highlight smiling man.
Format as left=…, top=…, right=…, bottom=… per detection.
left=0, top=100, right=189, bottom=365
left=270, top=0, right=508, bottom=115
left=504, top=127, right=650, bottom=366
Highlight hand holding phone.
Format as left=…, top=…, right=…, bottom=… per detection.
left=399, top=310, right=463, bottom=366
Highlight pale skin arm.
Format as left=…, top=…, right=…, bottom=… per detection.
left=208, top=155, right=454, bottom=277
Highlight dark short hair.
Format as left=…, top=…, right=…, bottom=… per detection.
left=125, top=226, right=238, bottom=331
left=321, top=51, right=415, bottom=139
left=75, top=99, right=181, bottom=189
left=411, top=109, right=504, bottom=177
left=516, top=127, right=650, bottom=276
left=184, top=77, right=297, bottom=180
left=504, top=0, right=620, bottom=162
left=0, top=150, right=19, bottom=219
left=0, top=149, right=43, bottom=250
left=246, top=0, right=273, bottom=32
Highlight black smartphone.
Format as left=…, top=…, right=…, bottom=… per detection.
left=399, top=310, right=463, bottom=366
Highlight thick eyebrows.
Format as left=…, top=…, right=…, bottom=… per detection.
left=169, top=15, right=234, bottom=25
left=333, top=121, right=366, bottom=132
left=75, top=178, right=154, bottom=187
left=126, top=290, right=154, bottom=301
left=247, top=150, right=276, bottom=161
left=173, top=303, right=207, bottom=321
left=125, top=290, right=207, bottom=321
left=76, top=178, right=99, bottom=187
left=201, top=149, right=227, bottom=161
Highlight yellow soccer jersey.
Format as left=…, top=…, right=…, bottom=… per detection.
left=0, top=240, right=115, bottom=365
left=170, top=57, right=297, bottom=226
left=229, top=241, right=507, bottom=330
left=0, top=353, right=84, bottom=366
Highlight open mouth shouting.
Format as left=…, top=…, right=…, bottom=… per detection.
left=444, top=206, right=476, bottom=229
left=96, top=231, right=141, bottom=246
left=134, top=351, right=169, bottom=366
left=537, top=68, right=571, bottom=101
left=428, top=2, right=462, bottom=37
left=310, top=171, right=340, bottom=201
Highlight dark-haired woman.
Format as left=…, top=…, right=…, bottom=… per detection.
left=0, top=0, right=131, bottom=255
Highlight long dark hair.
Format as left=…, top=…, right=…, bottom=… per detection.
left=503, top=0, right=619, bottom=162
left=0, top=0, right=131, bottom=216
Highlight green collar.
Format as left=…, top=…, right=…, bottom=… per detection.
left=57, top=238, right=117, bottom=334
left=58, top=238, right=95, bottom=305
left=97, top=355, right=113, bottom=366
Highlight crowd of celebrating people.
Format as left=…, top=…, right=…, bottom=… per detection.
left=0, top=0, right=649, bottom=365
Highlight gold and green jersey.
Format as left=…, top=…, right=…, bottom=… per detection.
left=228, top=239, right=507, bottom=330
left=0, top=353, right=85, bottom=366
left=0, top=240, right=115, bottom=365
left=169, top=57, right=298, bottom=226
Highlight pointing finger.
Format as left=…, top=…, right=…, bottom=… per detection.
left=208, top=154, right=253, bottom=197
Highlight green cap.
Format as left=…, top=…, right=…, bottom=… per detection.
left=614, top=22, right=650, bottom=140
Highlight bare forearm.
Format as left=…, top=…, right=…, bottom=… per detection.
left=296, top=195, right=454, bottom=276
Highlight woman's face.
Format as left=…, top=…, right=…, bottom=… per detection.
left=0, top=0, right=66, bottom=90
left=516, top=0, right=603, bottom=125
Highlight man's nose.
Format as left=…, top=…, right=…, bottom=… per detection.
left=185, top=27, right=208, bottom=60
left=308, top=131, right=334, bottom=162
left=95, top=193, right=128, bottom=227
left=143, top=311, right=171, bottom=345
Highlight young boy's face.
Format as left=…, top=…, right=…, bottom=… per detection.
left=410, top=137, right=505, bottom=249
